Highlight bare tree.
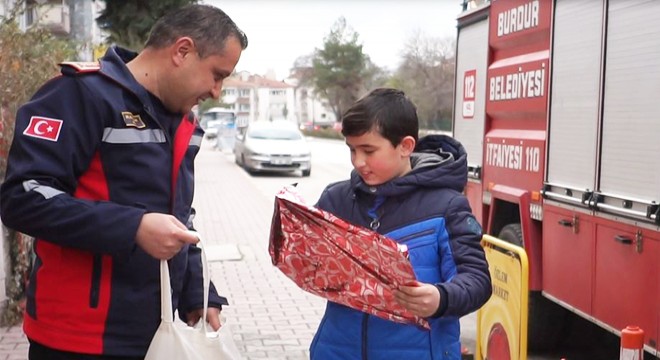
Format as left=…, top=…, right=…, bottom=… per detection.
left=390, top=31, right=455, bottom=130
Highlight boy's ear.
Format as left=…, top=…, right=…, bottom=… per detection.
left=399, top=136, right=416, bottom=156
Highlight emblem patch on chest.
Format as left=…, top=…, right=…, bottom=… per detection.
left=121, top=112, right=146, bottom=128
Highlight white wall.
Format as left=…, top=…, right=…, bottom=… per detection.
left=285, top=88, right=296, bottom=123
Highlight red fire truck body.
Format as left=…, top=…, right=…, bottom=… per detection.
left=453, top=0, right=659, bottom=354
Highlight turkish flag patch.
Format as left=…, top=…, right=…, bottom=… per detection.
left=23, top=116, right=63, bottom=142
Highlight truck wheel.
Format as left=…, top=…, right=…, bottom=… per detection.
left=498, top=224, right=567, bottom=352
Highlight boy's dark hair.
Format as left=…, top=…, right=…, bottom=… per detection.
left=145, top=4, right=248, bottom=58
left=341, top=88, right=419, bottom=146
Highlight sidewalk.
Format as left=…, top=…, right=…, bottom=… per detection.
left=192, top=145, right=325, bottom=359
left=0, top=143, right=324, bottom=360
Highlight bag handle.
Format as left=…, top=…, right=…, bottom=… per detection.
left=159, top=230, right=212, bottom=333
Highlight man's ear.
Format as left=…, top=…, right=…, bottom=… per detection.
left=399, top=136, right=416, bottom=156
left=172, top=37, right=195, bottom=66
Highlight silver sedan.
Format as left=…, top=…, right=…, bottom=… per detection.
left=234, top=121, right=312, bottom=177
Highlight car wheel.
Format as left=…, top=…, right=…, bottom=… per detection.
left=302, top=169, right=311, bottom=177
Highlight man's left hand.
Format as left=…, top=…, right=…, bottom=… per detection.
left=186, top=307, right=222, bottom=331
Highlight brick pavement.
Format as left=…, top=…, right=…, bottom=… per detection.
left=192, top=144, right=325, bottom=360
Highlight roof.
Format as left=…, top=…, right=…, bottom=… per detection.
left=224, top=73, right=294, bottom=90
left=250, top=76, right=294, bottom=89
left=223, top=77, right=253, bottom=88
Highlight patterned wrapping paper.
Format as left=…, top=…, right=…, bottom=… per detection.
left=269, top=186, right=430, bottom=330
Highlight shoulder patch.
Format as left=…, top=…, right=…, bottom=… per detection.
left=466, top=217, right=483, bottom=236
left=23, top=116, right=63, bottom=142
left=59, top=61, right=101, bottom=74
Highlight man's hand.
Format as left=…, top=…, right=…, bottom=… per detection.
left=393, top=281, right=441, bottom=318
left=186, top=307, right=222, bottom=331
left=135, top=213, right=199, bottom=259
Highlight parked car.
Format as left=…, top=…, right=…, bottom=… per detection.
left=204, top=120, right=223, bottom=139
left=201, top=107, right=235, bottom=139
left=234, top=121, right=312, bottom=176
left=299, top=121, right=320, bottom=132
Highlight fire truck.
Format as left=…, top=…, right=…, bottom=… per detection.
left=453, top=0, right=659, bottom=355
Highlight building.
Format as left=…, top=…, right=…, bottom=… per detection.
left=0, top=0, right=106, bottom=61
left=286, top=67, right=337, bottom=128
left=221, top=72, right=298, bottom=127
left=288, top=80, right=337, bottom=128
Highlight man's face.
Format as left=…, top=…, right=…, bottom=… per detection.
left=345, top=130, right=413, bottom=186
left=169, top=36, right=242, bottom=114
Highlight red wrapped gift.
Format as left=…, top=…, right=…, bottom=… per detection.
left=269, top=185, right=430, bottom=329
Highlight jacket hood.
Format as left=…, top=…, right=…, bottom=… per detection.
left=350, top=134, right=468, bottom=197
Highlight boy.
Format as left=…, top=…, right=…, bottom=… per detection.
left=309, top=88, right=492, bottom=359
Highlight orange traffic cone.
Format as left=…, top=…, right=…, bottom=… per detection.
left=461, top=344, right=474, bottom=360
left=620, top=326, right=644, bottom=360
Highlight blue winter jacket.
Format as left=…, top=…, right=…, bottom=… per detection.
left=309, top=135, right=492, bottom=360
left=0, top=46, right=226, bottom=356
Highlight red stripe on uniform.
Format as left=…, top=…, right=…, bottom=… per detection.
left=24, top=151, right=113, bottom=354
left=171, top=115, right=196, bottom=208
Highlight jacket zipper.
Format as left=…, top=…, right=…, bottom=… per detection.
left=89, top=254, right=102, bottom=308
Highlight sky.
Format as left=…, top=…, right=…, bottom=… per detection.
left=205, top=0, right=462, bottom=79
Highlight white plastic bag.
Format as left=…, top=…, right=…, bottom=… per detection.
left=145, top=232, right=242, bottom=360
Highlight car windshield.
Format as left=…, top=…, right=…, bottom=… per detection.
left=249, top=128, right=302, bottom=140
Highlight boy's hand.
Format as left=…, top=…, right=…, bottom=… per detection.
left=393, top=281, right=441, bottom=318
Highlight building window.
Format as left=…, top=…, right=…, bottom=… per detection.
left=26, top=5, right=36, bottom=27
left=270, top=90, right=285, bottom=96
left=222, top=89, right=236, bottom=96
left=239, top=89, right=250, bottom=97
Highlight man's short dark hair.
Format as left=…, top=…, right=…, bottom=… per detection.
left=341, top=88, right=419, bottom=146
left=145, top=4, right=248, bottom=58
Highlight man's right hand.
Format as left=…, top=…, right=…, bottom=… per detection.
left=135, top=213, right=199, bottom=259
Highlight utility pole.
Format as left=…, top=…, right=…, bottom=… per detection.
left=69, top=0, right=93, bottom=61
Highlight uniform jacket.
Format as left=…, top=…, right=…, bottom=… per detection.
left=0, top=46, right=226, bottom=356
left=309, top=135, right=492, bottom=360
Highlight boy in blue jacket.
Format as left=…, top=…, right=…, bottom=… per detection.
left=309, top=88, right=492, bottom=359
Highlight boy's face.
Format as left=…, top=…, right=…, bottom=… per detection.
left=345, top=130, right=414, bottom=186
